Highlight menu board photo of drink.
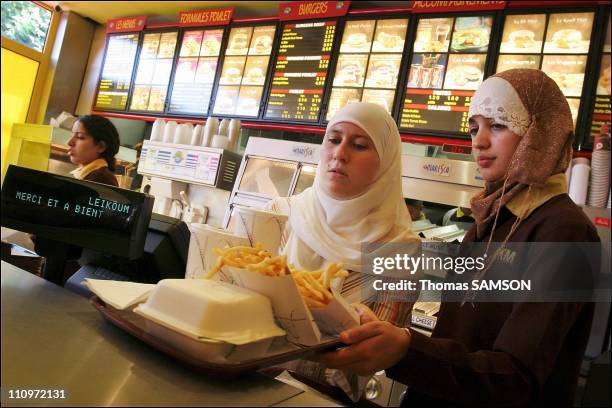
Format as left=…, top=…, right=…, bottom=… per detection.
left=497, top=12, right=595, bottom=128
left=589, top=15, right=611, bottom=140
left=326, top=18, right=408, bottom=120
left=168, top=28, right=224, bottom=115
left=400, top=15, right=492, bottom=134
left=213, top=25, right=277, bottom=117
left=94, top=33, right=140, bottom=111
left=130, top=31, right=178, bottom=112
left=264, top=20, right=337, bottom=122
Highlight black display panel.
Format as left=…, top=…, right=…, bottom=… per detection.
left=588, top=14, right=611, bottom=141
left=94, top=32, right=140, bottom=111
left=1, top=165, right=154, bottom=260
left=402, top=89, right=472, bottom=133
left=264, top=20, right=337, bottom=122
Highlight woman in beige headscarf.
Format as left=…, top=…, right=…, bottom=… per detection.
left=316, top=69, right=600, bottom=407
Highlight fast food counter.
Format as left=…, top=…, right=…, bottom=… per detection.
left=0, top=262, right=338, bottom=407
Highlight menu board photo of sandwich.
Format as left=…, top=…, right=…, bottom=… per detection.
left=544, top=12, right=594, bottom=54
left=200, top=30, right=223, bottom=56
left=499, top=14, right=546, bottom=54
left=242, top=56, right=269, bottom=86
left=450, top=16, right=492, bottom=53
left=372, top=19, right=407, bottom=53
left=340, top=20, right=375, bottom=53
left=214, top=86, right=240, bottom=114
left=407, top=53, right=448, bottom=89
left=444, top=54, right=486, bottom=90
left=237, top=86, right=264, bottom=116
left=414, top=18, right=452, bottom=53
left=226, top=27, right=253, bottom=56
left=333, top=54, right=368, bottom=87
left=364, top=54, right=402, bottom=89
left=158, top=32, right=177, bottom=58
left=496, top=55, right=541, bottom=73
left=180, top=31, right=203, bottom=57
left=249, top=26, right=275, bottom=56
left=361, top=89, right=395, bottom=113
left=141, top=33, right=161, bottom=58
left=541, top=55, right=587, bottom=97
left=597, top=54, right=611, bottom=96
left=219, top=56, right=246, bottom=85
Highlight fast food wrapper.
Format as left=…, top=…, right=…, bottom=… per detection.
left=309, top=288, right=359, bottom=336
left=230, top=206, right=288, bottom=255
left=225, top=266, right=322, bottom=346
left=186, top=224, right=249, bottom=279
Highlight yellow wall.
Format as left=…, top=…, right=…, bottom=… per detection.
left=1, top=47, right=39, bottom=169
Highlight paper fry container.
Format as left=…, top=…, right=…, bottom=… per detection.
left=309, top=289, right=360, bottom=336
left=226, top=266, right=322, bottom=346
left=186, top=224, right=250, bottom=279
left=230, top=206, right=288, bottom=255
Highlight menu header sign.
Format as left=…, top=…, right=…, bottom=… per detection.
left=412, top=1, right=506, bottom=13
left=279, top=1, right=350, bottom=21
left=179, top=8, right=234, bottom=27
left=106, top=16, right=147, bottom=33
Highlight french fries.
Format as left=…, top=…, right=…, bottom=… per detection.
left=207, top=244, right=349, bottom=309
left=291, top=263, right=349, bottom=308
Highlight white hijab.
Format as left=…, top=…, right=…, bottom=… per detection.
left=284, top=103, right=419, bottom=272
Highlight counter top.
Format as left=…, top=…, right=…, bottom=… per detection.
left=0, top=262, right=337, bottom=406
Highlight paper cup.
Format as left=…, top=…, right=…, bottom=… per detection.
left=211, top=134, right=229, bottom=149
left=230, top=205, right=288, bottom=255
left=185, top=224, right=250, bottom=279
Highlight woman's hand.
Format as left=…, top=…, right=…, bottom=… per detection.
left=313, top=320, right=412, bottom=376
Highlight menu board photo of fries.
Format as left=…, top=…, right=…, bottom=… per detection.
left=207, top=243, right=358, bottom=345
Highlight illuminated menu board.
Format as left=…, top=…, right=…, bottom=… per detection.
left=130, top=31, right=178, bottom=112
left=326, top=18, right=408, bottom=120
left=94, top=33, right=140, bottom=111
left=167, top=28, right=224, bottom=115
left=264, top=20, right=337, bottom=122
left=213, top=25, right=277, bottom=117
left=399, top=15, right=493, bottom=134
left=497, top=12, right=595, bottom=128
left=588, top=15, right=611, bottom=140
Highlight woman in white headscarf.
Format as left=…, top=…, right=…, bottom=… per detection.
left=266, top=102, right=421, bottom=402
left=267, top=102, right=420, bottom=319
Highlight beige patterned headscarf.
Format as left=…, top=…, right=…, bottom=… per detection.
left=468, top=69, right=574, bottom=240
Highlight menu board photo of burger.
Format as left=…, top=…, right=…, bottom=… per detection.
left=340, top=20, right=375, bottom=53
left=249, top=26, right=275, bottom=56
left=544, top=12, right=594, bottom=54
left=237, top=86, right=264, bottom=116
left=215, top=86, right=240, bottom=115
left=326, top=88, right=362, bottom=120
left=226, top=27, right=253, bottom=56
left=500, top=14, right=546, bottom=54
left=219, top=56, right=246, bottom=85
left=242, top=56, right=269, bottom=86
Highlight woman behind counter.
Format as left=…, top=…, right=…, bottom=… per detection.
left=68, top=115, right=119, bottom=186
left=316, top=69, right=600, bottom=407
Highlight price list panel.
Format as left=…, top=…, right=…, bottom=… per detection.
left=94, top=33, right=139, bottom=111
left=403, top=89, right=472, bottom=133
left=264, top=21, right=336, bottom=122
left=399, top=15, right=493, bottom=135
left=130, top=31, right=178, bottom=112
